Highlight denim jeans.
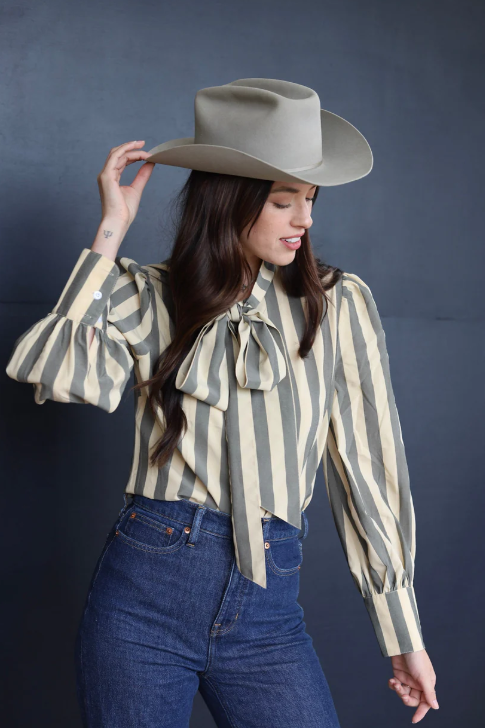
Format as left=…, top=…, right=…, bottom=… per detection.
left=74, top=494, right=341, bottom=727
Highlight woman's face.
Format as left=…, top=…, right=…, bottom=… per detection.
left=240, top=181, right=316, bottom=271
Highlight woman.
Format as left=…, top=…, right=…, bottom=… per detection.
left=6, top=78, right=438, bottom=726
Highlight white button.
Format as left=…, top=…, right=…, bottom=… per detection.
left=93, top=290, right=102, bottom=300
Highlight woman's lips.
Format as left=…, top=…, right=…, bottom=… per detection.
left=280, top=237, right=301, bottom=250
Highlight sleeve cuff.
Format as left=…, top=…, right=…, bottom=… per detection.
left=51, top=248, right=120, bottom=325
left=363, top=585, right=426, bottom=658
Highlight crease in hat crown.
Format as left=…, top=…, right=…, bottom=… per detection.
left=145, top=77, right=373, bottom=186
left=193, top=78, right=323, bottom=172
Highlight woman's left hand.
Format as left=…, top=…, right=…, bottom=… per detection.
left=388, top=649, right=439, bottom=723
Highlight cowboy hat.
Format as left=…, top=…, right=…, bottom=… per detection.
left=145, top=78, right=373, bottom=187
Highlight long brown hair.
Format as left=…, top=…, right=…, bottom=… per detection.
left=131, top=170, right=342, bottom=468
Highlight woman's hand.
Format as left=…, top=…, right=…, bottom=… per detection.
left=388, top=649, right=439, bottom=723
left=97, top=140, right=155, bottom=230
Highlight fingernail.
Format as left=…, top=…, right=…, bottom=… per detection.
left=432, top=700, right=439, bottom=708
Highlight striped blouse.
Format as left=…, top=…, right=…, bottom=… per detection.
left=6, top=246, right=426, bottom=658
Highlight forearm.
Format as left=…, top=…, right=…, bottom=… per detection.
left=88, top=217, right=129, bottom=348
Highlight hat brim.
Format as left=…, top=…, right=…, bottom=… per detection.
left=145, top=108, right=373, bottom=187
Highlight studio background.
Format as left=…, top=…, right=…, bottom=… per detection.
left=1, top=1, right=483, bottom=726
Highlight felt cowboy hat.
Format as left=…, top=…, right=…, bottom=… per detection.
left=145, top=77, right=373, bottom=186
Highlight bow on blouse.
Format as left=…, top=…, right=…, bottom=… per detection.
left=175, top=262, right=302, bottom=589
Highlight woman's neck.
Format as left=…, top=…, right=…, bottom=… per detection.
left=242, top=254, right=262, bottom=291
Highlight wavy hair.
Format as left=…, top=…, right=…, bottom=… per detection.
left=131, top=170, right=343, bottom=468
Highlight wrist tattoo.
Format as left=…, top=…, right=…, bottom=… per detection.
left=103, top=229, right=113, bottom=239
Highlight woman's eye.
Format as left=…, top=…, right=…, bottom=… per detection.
left=273, top=198, right=314, bottom=210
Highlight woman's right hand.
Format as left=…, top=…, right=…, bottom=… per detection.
left=97, top=140, right=155, bottom=230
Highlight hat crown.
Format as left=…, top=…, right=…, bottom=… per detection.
left=194, top=78, right=323, bottom=172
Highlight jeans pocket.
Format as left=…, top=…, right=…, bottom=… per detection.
left=266, top=535, right=303, bottom=576
left=115, top=504, right=191, bottom=555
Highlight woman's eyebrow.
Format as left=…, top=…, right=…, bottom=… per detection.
left=270, top=185, right=317, bottom=194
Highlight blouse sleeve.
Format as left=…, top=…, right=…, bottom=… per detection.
left=323, top=272, right=426, bottom=658
left=5, top=247, right=154, bottom=413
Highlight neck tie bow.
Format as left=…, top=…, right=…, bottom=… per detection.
left=174, top=260, right=302, bottom=589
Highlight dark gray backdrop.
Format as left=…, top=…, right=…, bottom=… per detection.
left=2, top=0, right=483, bottom=726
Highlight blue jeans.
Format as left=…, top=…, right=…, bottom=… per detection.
left=74, top=494, right=341, bottom=727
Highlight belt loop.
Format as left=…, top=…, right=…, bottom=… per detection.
left=186, top=505, right=206, bottom=547
left=300, top=510, right=309, bottom=540
left=262, top=517, right=271, bottom=539
left=117, top=492, right=132, bottom=519
left=115, top=493, right=133, bottom=529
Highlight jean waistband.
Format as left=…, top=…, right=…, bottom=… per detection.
left=125, top=494, right=309, bottom=541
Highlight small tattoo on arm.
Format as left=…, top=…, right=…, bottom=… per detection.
left=103, top=229, right=113, bottom=239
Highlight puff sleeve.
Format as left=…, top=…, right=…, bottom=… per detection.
left=323, top=272, right=426, bottom=658
left=5, top=247, right=153, bottom=413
